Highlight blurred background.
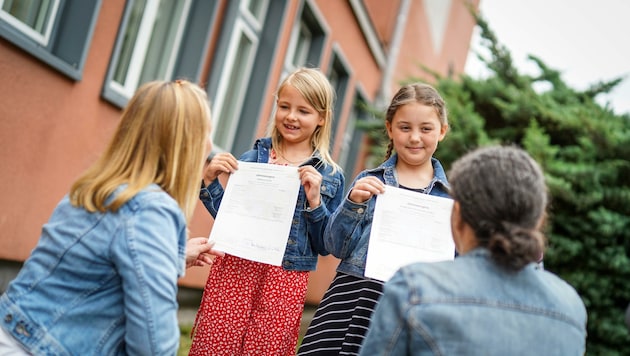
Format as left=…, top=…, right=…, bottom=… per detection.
left=1, top=1, right=628, bottom=354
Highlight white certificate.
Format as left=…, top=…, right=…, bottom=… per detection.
left=209, top=161, right=301, bottom=266
left=365, top=185, right=455, bottom=282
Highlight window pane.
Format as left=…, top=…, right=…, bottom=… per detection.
left=140, top=0, right=188, bottom=83
left=2, top=0, right=53, bottom=35
left=244, top=0, right=267, bottom=22
left=112, top=0, right=190, bottom=95
left=292, top=22, right=311, bottom=68
left=214, top=32, right=254, bottom=149
left=113, top=0, right=147, bottom=85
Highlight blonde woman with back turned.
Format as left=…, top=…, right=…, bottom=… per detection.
left=0, top=80, right=222, bottom=355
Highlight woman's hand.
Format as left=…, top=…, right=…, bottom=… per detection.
left=298, top=165, right=323, bottom=210
left=203, top=152, right=238, bottom=186
left=348, top=176, right=385, bottom=203
left=185, top=237, right=225, bottom=269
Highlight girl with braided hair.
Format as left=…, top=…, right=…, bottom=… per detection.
left=299, top=83, right=450, bottom=355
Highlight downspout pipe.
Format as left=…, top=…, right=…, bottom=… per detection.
left=378, top=0, right=411, bottom=108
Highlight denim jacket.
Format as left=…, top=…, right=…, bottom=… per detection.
left=0, top=185, right=187, bottom=355
left=325, top=154, right=450, bottom=278
left=199, top=137, right=345, bottom=271
left=361, top=248, right=588, bottom=355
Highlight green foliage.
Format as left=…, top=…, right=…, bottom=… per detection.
left=358, top=8, right=630, bottom=354
left=178, top=324, right=192, bottom=356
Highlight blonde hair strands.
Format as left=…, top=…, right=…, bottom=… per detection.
left=70, top=80, right=211, bottom=222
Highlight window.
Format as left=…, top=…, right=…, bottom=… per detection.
left=327, top=50, right=350, bottom=145
left=291, top=22, right=311, bottom=68
left=103, top=0, right=218, bottom=107
left=109, top=0, right=191, bottom=99
left=284, top=0, right=327, bottom=72
left=0, top=0, right=59, bottom=45
left=339, top=89, right=372, bottom=186
left=205, top=0, right=291, bottom=155
left=0, top=0, right=101, bottom=80
left=211, top=20, right=257, bottom=149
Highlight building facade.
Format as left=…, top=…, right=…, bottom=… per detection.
left=0, top=0, right=478, bottom=304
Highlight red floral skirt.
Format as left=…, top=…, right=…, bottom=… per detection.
left=189, top=254, right=309, bottom=355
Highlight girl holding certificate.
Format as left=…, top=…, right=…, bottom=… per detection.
left=190, top=67, right=345, bottom=355
left=298, top=83, right=450, bottom=355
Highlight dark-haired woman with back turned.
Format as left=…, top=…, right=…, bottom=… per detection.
left=361, top=145, right=587, bottom=355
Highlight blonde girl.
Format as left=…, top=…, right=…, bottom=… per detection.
left=190, top=67, right=345, bottom=355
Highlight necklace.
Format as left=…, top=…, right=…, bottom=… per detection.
left=276, top=149, right=312, bottom=165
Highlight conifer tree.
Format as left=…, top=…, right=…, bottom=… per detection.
left=360, top=11, right=630, bottom=354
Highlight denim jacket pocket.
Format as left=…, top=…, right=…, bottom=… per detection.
left=320, top=175, right=341, bottom=203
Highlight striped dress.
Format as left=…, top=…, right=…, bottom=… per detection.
left=298, top=272, right=384, bottom=355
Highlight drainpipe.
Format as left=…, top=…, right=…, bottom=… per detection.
left=378, top=0, right=411, bottom=108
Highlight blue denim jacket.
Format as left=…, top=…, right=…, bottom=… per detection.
left=199, top=137, right=345, bottom=271
left=361, top=248, right=588, bottom=355
left=0, top=185, right=187, bottom=355
left=325, top=154, right=450, bottom=278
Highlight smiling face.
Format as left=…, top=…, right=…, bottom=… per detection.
left=386, top=102, right=447, bottom=168
left=274, top=84, right=324, bottom=150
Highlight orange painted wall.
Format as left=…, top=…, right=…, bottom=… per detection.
left=0, top=1, right=126, bottom=261
left=0, top=0, right=479, bottom=305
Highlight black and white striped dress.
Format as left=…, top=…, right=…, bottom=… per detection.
left=298, top=272, right=384, bottom=355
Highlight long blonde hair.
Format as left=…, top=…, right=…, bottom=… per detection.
left=268, top=67, right=340, bottom=173
left=70, top=80, right=211, bottom=222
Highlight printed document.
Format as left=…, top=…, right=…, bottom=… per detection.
left=209, top=162, right=300, bottom=266
left=365, top=185, right=455, bottom=281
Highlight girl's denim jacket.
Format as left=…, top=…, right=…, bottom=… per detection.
left=200, top=137, right=345, bottom=271
left=325, top=154, right=450, bottom=278
left=361, top=248, right=587, bottom=355
left=0, top=184, right=186, bottom=355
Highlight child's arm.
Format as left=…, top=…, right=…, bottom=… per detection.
left=302, top=168, right=345, bottom=255
left=324, top=174, right=385, bottom=258
left=199, top=152, right=238, bottom=218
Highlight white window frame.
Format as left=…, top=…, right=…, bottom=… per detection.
left=285, top=20, right=311, bottom=72
left=109, top=0, right=192, bottom=99
left=337, top=114, right=355, bottom=168
left=240, top=0, right=268, bottom=31
left=0, top=0, right=60, bottom=46
left=211, top=18, right=259, bottom=150
left=339, top=86, right=371, bottom=174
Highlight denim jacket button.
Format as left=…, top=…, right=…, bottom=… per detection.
left=16, top=323, right=25, bottom=335
left=357, top=208, right=364, bottom=214
left=321, top=186, right=327, bottom=192
left=3, top=314, right=12, bottom=323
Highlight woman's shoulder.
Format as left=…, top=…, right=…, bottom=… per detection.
left=126, top=185, right=181, bottom=214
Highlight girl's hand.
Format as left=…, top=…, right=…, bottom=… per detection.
left=186, top=237, right=225, bottom=269
left=348, top=176, right=385, bottom=203
left=203, top=152, right=238, bottom=185
left=298, top=165, right=323, bottom=210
